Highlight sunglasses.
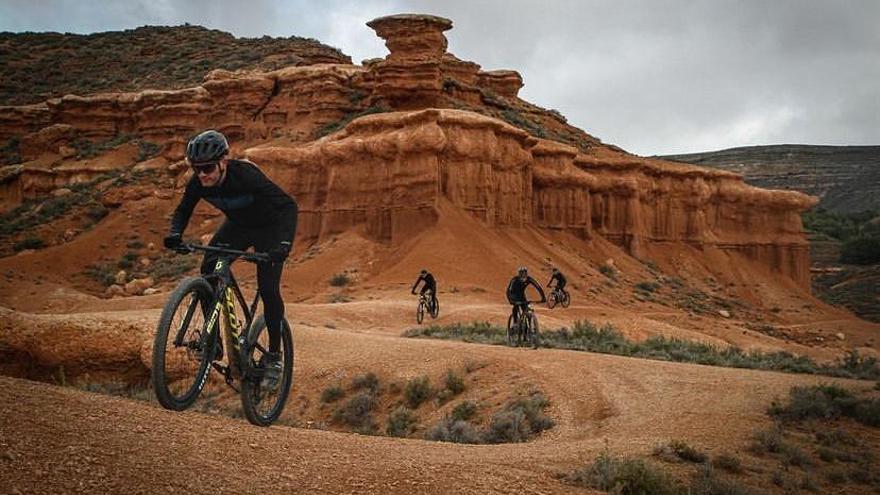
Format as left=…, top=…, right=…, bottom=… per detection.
left=191, top=162, right=218, bottom=175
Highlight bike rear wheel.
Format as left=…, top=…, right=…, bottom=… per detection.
left=151, top=277, right=215, bottom=411
left=561, top=290, right=571, bottom=308
left=416, top=300, right=425, bottom=324
left=429, top=297, right=439, bottom=319
left=240, top=315, right=294, bottom=427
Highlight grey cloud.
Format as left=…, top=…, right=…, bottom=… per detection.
left=1, top=0, right=878, bottom=154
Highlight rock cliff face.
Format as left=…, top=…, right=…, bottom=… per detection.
left=246, top=108, right=816, bottom=287
left=0, top=14, right=817, bottom=289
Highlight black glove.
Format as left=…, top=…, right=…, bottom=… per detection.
left=268, top=241, right=292, bottom=263
left=163, top=233, right=182, bottom=250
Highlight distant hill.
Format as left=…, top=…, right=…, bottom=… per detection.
left=659, top=144, right=880, bottom=214
left=0, top=25, right=351, bottom=106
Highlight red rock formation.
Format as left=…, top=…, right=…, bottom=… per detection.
left=0, top=13, right=818, bottom=289
left=245, top=108, right=815, bottom=287
left=478, top=70, right=524, bottom=99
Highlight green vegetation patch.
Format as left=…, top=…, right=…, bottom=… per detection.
left=406, top=320, right=880, bottom=380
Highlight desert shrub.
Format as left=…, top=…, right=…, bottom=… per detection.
left=443, top=370, right=465, bottom=395
left=351, top=372, right=379, bottom=394
left=484, top=392, right=553, bottom=443
left=329, top=272, right=350, bottom=287
left=817, top=446, right=858, bottom=463
left=408, top=319, right=880, bottom=380
left=769, top=384, right=879, bottom=426
left=84, top=201, right=109, bottom=222
left=599, top=264, right=617, bottom=279
left=386, top=406, right=418, bottom=437
left=315, top=106, right=387, bottom=138
left=84, top=262, right=117, bottom=287
left=320, top=385, right=343, bottom=403
left=117, top=251, right=140, bottom=269
left=148, top=255, right=198, bottom=281
left=450, top=400, right=478, bottom=422
left=13, top=236, right=45, bottom=251
left=137, top=140, right=161, bottom=161
left=424, top=418, right=482, bottom=444
left=826, top=468, right=848, bottom=484
left=653, top=440, right=708, bottom=463
left=635, top=281, right=661, bottom=293
left=404, top=376, right=433, bottom=408
left=333, top=391, right=376, bottom=433
left=329, top=293, right=352, bottom=303
left=711, top=453, right=743, bottom=473
left=404, top=321, right=505, bottom=344
left=815, top=427, right=858, bottom=448
left=780, top=443, right=812, bottom=467
left=499, top=109, right=547, bottom=138
left=749, top=424, right=787, bottom=455
left=567, top=451, right=684, bottom=495
left=690, top=465, right=770, bottom=495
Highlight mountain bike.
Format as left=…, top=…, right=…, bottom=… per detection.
left=507, top=301, right=540, bottom=349
left=415, top=291, right=439, bottom=324
left=547, top=286, right=570, bottom=309
left=151, top=243, right=293, bottom=427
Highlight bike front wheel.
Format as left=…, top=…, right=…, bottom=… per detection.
left=528, top=313, right=540, bottom=349
left=507, top=314, right=516, bottom=346
left=151, top=277, right=215, bottom=411
left=416, top=300, right=425, bottom=324
left=240, top=315, right=294, bottom=427
left=547, top=292, right=557, bottom=309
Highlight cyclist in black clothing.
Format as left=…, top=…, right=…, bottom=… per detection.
left=506, top=266, right=546, bottom=323
left=547, top=267, right=567, bottom=292
left=411, top=269, right=437, bottom=312
left=163, top=130, right=298, bottom=386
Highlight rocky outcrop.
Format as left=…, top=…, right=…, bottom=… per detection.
left=478, top=70, right=523, bottom=99
left=246, top=109, right=816, bottom=287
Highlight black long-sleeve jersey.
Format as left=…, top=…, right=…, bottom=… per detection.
left=506, top=275, right=546, bottom=304
left=412, top=273, right=437, bottom=293
left=170, top=159, right=298, bottom=242
left=548, top=271, right=567, bottom=287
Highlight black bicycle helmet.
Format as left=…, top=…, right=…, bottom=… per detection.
left=420, top=269, right=428, bottom=275
left=517, top=266, right=528, bottom=276
left=186, top=130, right=229, bottom=164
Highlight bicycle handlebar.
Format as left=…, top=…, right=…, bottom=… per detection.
left=179, top=243, right=271, bottom=264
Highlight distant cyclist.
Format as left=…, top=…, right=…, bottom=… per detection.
left=506, top=266, right=546, bottom=324
left=411, top=269, right=438, bottom=311
left=163, top=129, right=298, bottom=388
left=547, top=267, right=567, bottom=294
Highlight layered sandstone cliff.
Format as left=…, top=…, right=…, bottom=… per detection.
left=246, top=109, right=815, bottom=287
left=0, top=14, right=817, bottom=288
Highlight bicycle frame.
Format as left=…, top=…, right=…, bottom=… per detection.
left=204, top=257, right=261, bottom=357
left=171, top=254, right=262, bottom=376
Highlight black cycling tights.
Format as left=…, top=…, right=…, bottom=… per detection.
left=201, top=221, right=286, bottom=353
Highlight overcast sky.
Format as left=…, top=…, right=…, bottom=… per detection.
left=2, top=0, right=878, bottom=155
